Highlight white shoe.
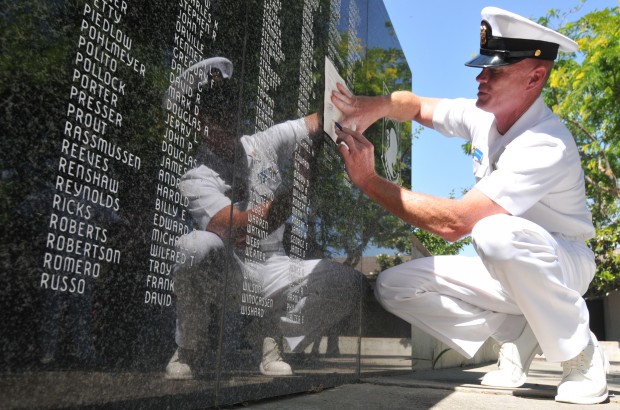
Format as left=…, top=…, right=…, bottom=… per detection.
left=165, top=348, right=194, bottom=380
left=555, top=332, right=609, bottom=404
left=259, top=337, right=293, bottom=376
left=481, top=323, right=541, bottom=388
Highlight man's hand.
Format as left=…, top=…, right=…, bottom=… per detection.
left=334, top=122, right=509, bottom=243
left=334, top=125, right=380, bottom=192
left=331, top=83, right=387, bottom=133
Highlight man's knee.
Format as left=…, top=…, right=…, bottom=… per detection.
left=175, top=231, right=225, bottom=271
left=472, top=214, right=553, bottom=264
left=472, top=214, right=521, bottom=263
left=374, top=267, right=392, bottom=297
left=374, top=265, right=421, bottom=310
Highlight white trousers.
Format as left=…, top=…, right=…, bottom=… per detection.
left=173, top=230, right=363, bottom=352
left=375, top=214, right=596, bottom=362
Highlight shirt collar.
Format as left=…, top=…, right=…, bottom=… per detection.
left=503, top=96, right=547, bottom=139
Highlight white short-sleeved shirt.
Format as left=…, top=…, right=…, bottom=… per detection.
left=433, top=96, right=594, bottom=239
left=180, top=119, right=307, bottom=245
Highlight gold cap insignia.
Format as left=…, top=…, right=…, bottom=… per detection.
left=480, top=21, right=491, bottom=47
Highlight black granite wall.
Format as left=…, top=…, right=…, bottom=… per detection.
left=0, top=0, right=412, bottom=408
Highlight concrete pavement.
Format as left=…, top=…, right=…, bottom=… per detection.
left=225, top=357, right=619, bottom=409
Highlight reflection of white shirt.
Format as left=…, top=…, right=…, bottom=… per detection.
left=433, top=96, right=594, bottom=239
left=179, top=119, right=307, bottom=245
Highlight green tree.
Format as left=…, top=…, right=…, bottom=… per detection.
left=376, top=252, right=403, bottom=272
left=541, top=5, right=620, bottom=296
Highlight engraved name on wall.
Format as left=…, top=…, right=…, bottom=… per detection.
left=41, top=0, right=143, bottom=296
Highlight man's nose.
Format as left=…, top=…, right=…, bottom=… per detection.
left=476, top=68, right=490, bottom=83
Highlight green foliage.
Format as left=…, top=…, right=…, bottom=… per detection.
left=372, top=225, right=471, bottom=274
left=541, top=4, right=620, bottom=297
left=414, top=229, right=471, bottom=256
left=376, top=252, right=403, bottom=272
left=588, top=222, right=620, bottom=295
left=431, top=347, right=452, bottom=370
left=369, top=180, right=471, bottom=271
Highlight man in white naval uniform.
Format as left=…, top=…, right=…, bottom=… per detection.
left=331, top=7, right=608, bottom=405
left=165, top=58, right=363, bottom=379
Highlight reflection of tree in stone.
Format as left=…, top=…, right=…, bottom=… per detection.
left=1, top=0, right=88, bottom=368
left=0, top=0, right=249, bottom=369
left=307, top=24, right=417, bottom=265
left=307, top=16, right=472, bottom=265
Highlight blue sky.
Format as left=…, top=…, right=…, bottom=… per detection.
left=382, top=0, right=618, bottom=256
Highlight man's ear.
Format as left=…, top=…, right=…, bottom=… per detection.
left=527, top=64, right=550, bottom=91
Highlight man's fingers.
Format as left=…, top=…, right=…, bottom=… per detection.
left=336, top=125, right=369, bottom=148
left=332, top=83, right=356, bottom=107
left=335, top=132, right=357, bottom=152
left=335, top=132, right=349, bottom=146
left=336, top=82, right=353, bottom=98
left=331, top=91, right=352, bottom=110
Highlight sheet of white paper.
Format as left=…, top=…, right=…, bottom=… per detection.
left=323, top=57, right=351, bottom=143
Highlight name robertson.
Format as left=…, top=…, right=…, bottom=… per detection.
left=45, top=232, right=121, bottom=264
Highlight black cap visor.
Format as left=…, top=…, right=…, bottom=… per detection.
left=466, top=36, right=559, bottom=68
left=465, top=50, right=524, bottom=68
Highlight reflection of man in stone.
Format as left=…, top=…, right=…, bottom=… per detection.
left=332, top=7, right=608, bottom=405
left=166, top=58, right=364, bottom=379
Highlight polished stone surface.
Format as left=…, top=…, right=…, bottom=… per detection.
left=0, top=0, right=412, bottom=408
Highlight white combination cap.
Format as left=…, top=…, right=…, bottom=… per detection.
left=164, top=57, right=233, bottom=107
left=465, top=7, right=579, bottom=68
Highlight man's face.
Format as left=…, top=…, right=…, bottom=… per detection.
left=474, top=61, right=530, bottom=115
left=202, top=112, right=237, bottom=157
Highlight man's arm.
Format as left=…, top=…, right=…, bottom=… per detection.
left=331, top=83, right=441, bottom=131
left=206, top=192, right=291, bottom=247
left=304, top=112, right=322, bottom=136
left=205, top=205, right=248, bottom=247
left=206, top=113, right=321, bottom=244
left=335, top=125, right=509, bottom=242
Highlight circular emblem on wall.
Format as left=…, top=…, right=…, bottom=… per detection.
left=382, top=118, right=401, bottom=182
left=381, top=82, right=401, bottom=183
